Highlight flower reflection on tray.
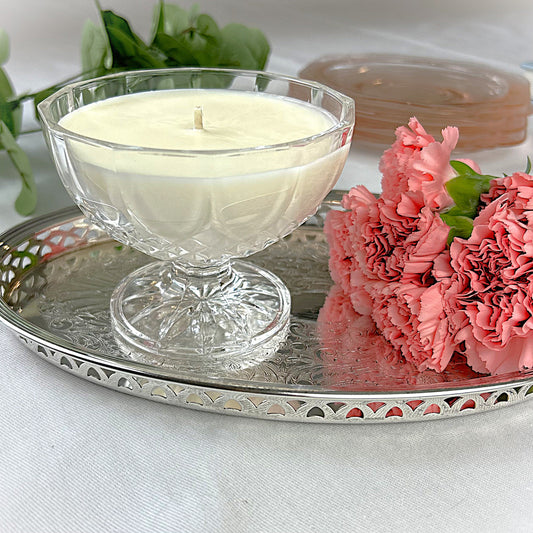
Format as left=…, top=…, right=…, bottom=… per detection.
left=318, top=284, right=479, bottom=393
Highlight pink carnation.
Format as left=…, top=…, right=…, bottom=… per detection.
left=323, top=189, right=375, bottom=315
left=344, top=186, right=449, bottom=286
left=371, top=281, right=456, bottom=372
left=318, top=283, right=376, bottom=336
left=323, top=208, right=356, bottom=295
left=379, top=117, right=458, bottom=211
left=481, top=172, right=533, bottom=209
left=449, top=174, right=533, bottom=373
left=459, top=334, right=533, bottom=375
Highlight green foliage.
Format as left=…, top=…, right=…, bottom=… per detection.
left=0, top=120, right=37, bottom=215
left=219, top=24, right=269, bottom=70
left=101, top=9, right=168, bottom=69
left=440, top=213, right=474, bottom=244
left=0, top=29, right=9, bottom=65
left=152, top=3, right=190, bottom=36
left=82, top=3, right=270, bottom=74
left=81, top=20, right=112, bottom=74
left=0, top=30, right=22, bottom=141
left=0, top=30, right=31, bottom=215
left=440, top=161, right=496, bottom=244
left=445, top=161, right=493, bottom=219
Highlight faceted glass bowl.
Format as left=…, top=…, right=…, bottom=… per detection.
left=38, top=68, right=354, bottom=369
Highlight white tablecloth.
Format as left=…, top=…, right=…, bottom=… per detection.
left=2, top=2, right=533, bottom=531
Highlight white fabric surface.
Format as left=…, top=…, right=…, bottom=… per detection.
left=2, top=1, right=533, bottom=531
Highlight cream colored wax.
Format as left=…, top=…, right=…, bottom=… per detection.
left=59, top=89, right=349, bottom=264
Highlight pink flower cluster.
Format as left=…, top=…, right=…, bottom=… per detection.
left=324, top=117, right=533, bottom=375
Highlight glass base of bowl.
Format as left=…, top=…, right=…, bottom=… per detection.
left=110, top=259, right=291, bottom=370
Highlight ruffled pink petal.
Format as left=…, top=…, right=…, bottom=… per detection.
left=464, top=333, right=533, bottom=375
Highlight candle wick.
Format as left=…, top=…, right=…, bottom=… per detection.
left=194, top=106, right=204, bottom=130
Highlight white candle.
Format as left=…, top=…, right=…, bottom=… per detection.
left=59, top=89, right=349, bottom=264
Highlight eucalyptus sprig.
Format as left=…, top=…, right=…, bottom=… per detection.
left=0, top=3, right=270, bottom=216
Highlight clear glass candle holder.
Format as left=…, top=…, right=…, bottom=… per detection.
left=38, top=68, right=354, bottom=369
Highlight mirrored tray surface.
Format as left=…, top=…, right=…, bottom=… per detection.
left=2, top=198, right=533, bottom=423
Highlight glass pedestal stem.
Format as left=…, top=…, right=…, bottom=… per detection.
left=110, top=258, right=291, bottom=369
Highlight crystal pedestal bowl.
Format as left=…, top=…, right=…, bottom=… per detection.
left=38, top=68, right=354, bottom=369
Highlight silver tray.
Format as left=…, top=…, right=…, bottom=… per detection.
left=2, top=197, right=533, bottom=423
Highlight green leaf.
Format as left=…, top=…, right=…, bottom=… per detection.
left=445, top=175, right=492, bottom=218
left=155, top=12, right=223, bottom=68
left=449, top=160, right=477, bottom=177
left=194, top=15, right=222, bottom=62
left=101, top=9, right=144, bottom=46
left=153, top=32, right=198, bottom=66
left=188, top=4, right=200, bottom=25
left=32, top=86, right=60, bottom=109
left=219, top=23, right=270, bottom=70
left=0, top=54, right=22, bottom=138
left=151, top=2, right=166, bottom=42
left=439, top=161, right=497, bottom=245
left=11, top=104, right=22, bottom=138
left=0, top=67, right=14, bottom=99
left=0, top=120, right=37, bottom=215
left=101, top=9, right=167, bottom=69
left=0, top=98, right=15, bottom=138
left=196, top=14, right=221, bottom=40
left=81, top=19, right=112, bottom=72
left=445, top=160, right=494, bottom=218
left=151, top=2, right=190, bottom=42
left=525, top=156, right=532, bottom=174
left=183, top=14, right=222, bottom=66
left=0, top=29, right=9, bottom=65
left=440, top=213, right=474, bottom=244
